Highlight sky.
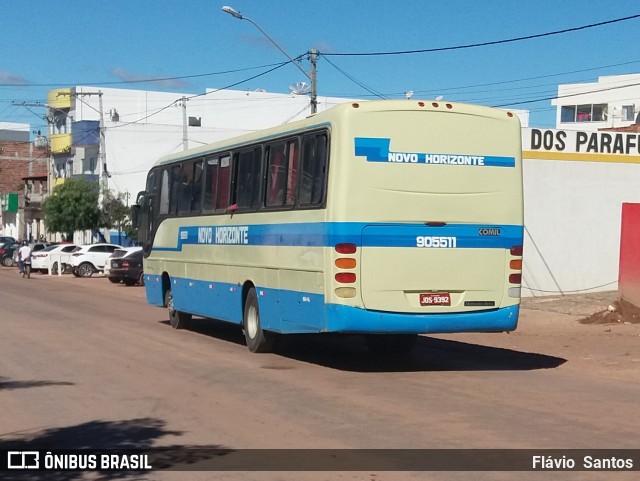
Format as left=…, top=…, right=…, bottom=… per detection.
left=1, top=0, right=639, bottom=136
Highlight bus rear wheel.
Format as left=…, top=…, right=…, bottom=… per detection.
left=165, top=289, right=191, bottom=329
left=243, top=287, right=276, bottom=353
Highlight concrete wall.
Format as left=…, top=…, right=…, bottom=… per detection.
left=521, top=127, right=640, bottom=296
left=618, top=203, right=640, bottom=306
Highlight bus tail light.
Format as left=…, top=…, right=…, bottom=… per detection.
left=335, top=258, right=356, bottom=269
left=508, top=244, right=523, bottom=298
left=334, top=243, right=358, bottom=296
left=335, top=243, right=356, bottom=254
left=510, top=259, right=522, bottom=270
left=335, top=273, right=356, bottom=284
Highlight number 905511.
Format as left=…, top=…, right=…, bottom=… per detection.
left=416, top=236, right=457, bottom=248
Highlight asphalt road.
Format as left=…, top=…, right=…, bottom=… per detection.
left=1, top=268, right=639, bottom=481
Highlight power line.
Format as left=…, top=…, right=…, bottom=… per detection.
left=320, top=14, right=640, bottom=57
left=321, top=56, right=389, bottom=100
left=0, top=61, right=295, bottom=88
left=492, top=80, right=640, bottom=108
left=107, top=60, right=293, bottom=130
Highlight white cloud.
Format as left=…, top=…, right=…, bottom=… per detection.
left=0, top=71, right=29, bottom=86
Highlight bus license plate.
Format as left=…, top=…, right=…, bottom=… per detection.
left=420, top=293, right=451, bottom=306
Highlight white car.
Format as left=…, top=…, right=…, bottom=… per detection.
left=31, top=243, right=78, bottom=274
left=70, top=243, right=122, bottom=278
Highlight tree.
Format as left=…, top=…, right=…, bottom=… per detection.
left=43, top=179, right=101, bottom=242
left=100, top=190, right=136, bottom=245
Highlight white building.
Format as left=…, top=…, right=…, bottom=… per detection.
left=552, top=73, right=640, bottom=131
left=47, top=86, right=358, bottom=202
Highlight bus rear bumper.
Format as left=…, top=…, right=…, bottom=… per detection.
left=325, top=304, right=519, bottom=334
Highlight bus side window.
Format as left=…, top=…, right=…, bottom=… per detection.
left=234, top=147, right=263, bottom=210
left=178, top=161, right=194, bottom=215
left=169, top=165, right=181, bottom=215
left=203, top=156, right=219, bottom=211
left=286, top=140, right=299, bottom=206
left=159, top=169, right=170, bottom=215
left=146, top=169, right=159, bottom=194
left=265, top=143, right=287, bottom=207
left=191, top=160, right=203, bottom=214
left=216, top=155, right=232, bottom=211
left=299, top=133, right=328, bottom=206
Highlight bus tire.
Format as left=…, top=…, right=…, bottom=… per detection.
left=165, top=289, right=191, bottom=329
left=365, top=334, right=417, bottom=356
left=243, top=287, right=276, bottom=353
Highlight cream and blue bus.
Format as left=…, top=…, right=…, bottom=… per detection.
left=134, top=100, right=523, bottom=354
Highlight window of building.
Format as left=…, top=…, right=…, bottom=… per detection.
left=622, top=105, right=636, bottom=121
left=560, top=104, right=608, bottom=123
left=561, top=106, right=576, bottom=123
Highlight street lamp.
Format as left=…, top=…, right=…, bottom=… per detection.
left=221, top=5, right=317, bottom=114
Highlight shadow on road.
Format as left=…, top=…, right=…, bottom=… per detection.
left=166, top=317, right=567, bottom=373
left=0, top=377, right=74, bottom=390
left=0, top=418, right=233, bottom=480
left=275, top=335, right=566, bottom=373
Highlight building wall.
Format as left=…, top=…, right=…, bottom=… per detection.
left=552, top=73, right=640, bottom=131
left=619, top=203, right=640, bottom=307
left=0, top=140, right=48, bottom=239
left=521, top=127, right=640, bottom=296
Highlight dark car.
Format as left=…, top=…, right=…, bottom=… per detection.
left=107, top=248, right=144, bottom=286
left=0, top=242, right=20, bottom=267
left=0, top=236, right=15, bottom=245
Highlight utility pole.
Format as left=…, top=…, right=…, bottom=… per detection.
left=222, top=6, right=318, bottom=115
left=310, top=49, right=318, bottom=114
left=180, top=97, right=188, bottom=150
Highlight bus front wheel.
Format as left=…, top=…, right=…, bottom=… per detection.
left=243, top=287, right=276, bottom=353
left=165, top=289, right=191, bottom=329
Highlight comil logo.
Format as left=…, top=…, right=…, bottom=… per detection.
left=8, top=451, right=39, bottom=469
left=478, top=228, right=501, bottom=236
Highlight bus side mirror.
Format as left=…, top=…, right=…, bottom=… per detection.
left=135, top=190, right=147, bottom=205
left=130, top=204, right=140, bottom=226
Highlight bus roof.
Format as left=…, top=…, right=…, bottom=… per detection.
left=152, top=100, right=519, bottom=168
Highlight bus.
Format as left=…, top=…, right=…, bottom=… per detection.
left=133, top=100, right=523, bottom=354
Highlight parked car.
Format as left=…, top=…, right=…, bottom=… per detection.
left=0, top=236, right=15, bottom=245
left=70, top=243, right=122, bottom=278
left=0, top=242, right=20, bottom=267
left=107, top=247, right=144, bottom=286
left=11, top=242, right=54, bottom=265
left=31, top=243, right=78, bottom=274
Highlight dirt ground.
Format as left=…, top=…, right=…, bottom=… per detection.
left=521, top=290, right=637, bottom=323
left=579, top=297, right=640, bottom=325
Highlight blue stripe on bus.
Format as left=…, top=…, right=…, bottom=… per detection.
left=145, top=274, right=518, bottom=334
left=151, top=222, right=523, bottom=252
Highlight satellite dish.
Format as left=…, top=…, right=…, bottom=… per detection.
left=435, top=95, right=444, bottom=101
left=289, top=82, right=310, bottom=95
